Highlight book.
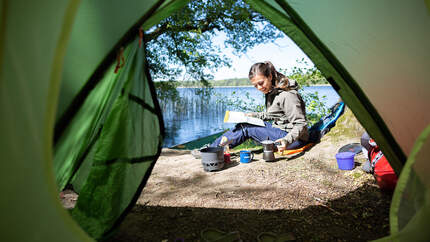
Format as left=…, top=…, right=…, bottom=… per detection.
left=223, top=111, right=265, bottom=127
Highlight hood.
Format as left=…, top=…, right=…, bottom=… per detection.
left=269, top=78, right=299, bottom=95
left=279, top=78, right=299, bottom=91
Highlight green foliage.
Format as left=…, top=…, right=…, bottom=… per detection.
left=214, top=90, right=264, bottom=113
left=231, top=139, right=259, bottom=151
left=280, top=58, right=328, bottom=86
left=284, top=59, right=329, bottom=125
left=176, top=80, right=204, bottom=87
left=145, top=0, right=283, bottom=83
left=210, top=78, right=250, bottom=87
left=154, top=80, right=180, bottom=104
left=176, top=78, right=251, bottom=87
left=325, top=107, right=365, bottom=142
left=299, top=91, right=328, bottom=126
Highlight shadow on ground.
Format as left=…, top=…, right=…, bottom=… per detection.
left=109, top=184, right=392, bottom=241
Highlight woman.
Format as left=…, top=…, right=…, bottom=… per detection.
left=210, top=61, right=309, bottom=152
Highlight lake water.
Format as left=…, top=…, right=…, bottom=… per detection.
left=160, top=86, right=340, bottom=147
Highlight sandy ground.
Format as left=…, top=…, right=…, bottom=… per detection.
left=63, top=109, right=393, bottom=241
left=138, top=137, right=369, bottom=210
left=109, top=134, right=392, bottom=241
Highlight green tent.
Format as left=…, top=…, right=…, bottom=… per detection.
left=1, top=0, right=429, bottom=241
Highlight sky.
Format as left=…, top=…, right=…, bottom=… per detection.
left=211, top=32, right=315, bottom=80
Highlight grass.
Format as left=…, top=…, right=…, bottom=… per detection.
left=231, top=139, right=261, bottom=152
left=325, top=106, right=365, bottom=142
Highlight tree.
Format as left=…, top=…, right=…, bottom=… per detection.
left=145, top=0, right=283, bottom=97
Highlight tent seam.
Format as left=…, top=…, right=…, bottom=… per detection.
left=128, top=93, right=158, bottom=114
left=94, top=155, right=158, bottom=166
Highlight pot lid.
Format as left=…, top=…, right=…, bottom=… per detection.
left=261, top=140, right=275, bottom=144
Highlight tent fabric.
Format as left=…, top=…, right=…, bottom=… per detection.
left=1, top=0, right=430, bottom=241
left=281, top=1, right=429, bottom=160
left=53, top=0, right=189, bottom=239
left=1, top=0, right=187, bottom=241
left=56, top=0, right=160, bottom=120
left=288, top=0, right=430, bottom=160
left=68, top=39, right=163, bottom=239
left=0, top=0, right=90, bottom=241
left=269, top=0, right=430, bottom=174
left=376, top=124, right=430, bottom=241
left=55, top=0, right=190, bottom=192
left=55, top=0, right=190, bottom=123
left=54, top=45, right=134, bottom=191
left=245, top=0, right=406, bottom=175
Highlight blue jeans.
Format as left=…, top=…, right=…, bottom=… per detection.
left=210, top=122, right=298, bottom=148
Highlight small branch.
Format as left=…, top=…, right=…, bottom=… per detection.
left=314, top=198, right=342, bottom=216
left=145, top=19, right=221, bottom=42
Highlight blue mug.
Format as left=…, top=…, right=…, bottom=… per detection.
left=240, top=150, right=254, bottom=163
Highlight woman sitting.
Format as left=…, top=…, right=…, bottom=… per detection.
left=209, top=61, right=309, bottom=152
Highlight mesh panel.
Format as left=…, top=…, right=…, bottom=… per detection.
left=55, top=38, right=162, bottom=240
left=376, top=125, right=430, bottom=241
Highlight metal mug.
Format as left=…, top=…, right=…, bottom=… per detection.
left=239, top=150, right=254, bottom=163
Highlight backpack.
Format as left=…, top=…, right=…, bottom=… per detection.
left=368, top=139, right=398, bottom=191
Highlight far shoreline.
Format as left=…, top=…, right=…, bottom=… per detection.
left=177, top=83, right=332, bottom=88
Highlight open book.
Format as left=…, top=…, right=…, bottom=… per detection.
left=223, top=111, right=265, bottom=127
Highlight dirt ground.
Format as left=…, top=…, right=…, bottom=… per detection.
left=109, top=138, right=391, bottom=241
left=62, top=109, right=393, bottom=241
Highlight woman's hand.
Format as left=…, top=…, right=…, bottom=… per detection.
left=275, top=138, right=287, bottom=152
left=245, top=112, right=256, bottom=117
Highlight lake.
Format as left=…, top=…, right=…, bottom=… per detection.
left=160, top=86, right=340, bottom=147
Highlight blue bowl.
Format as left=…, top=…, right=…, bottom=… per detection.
left=335, top=152, right=355, bottom=170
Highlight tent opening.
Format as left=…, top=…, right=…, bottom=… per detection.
left=5, top=0, right=430, bottom=241
left=55, top=0, right=398, bottom=240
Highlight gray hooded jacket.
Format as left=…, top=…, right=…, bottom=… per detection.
left=252, top=79, right=309, bottom=146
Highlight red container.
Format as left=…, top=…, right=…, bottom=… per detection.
left=224, top=153, right=231, bottom=163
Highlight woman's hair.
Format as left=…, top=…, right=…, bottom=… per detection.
left=248, top=61, right=289, bottom=89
